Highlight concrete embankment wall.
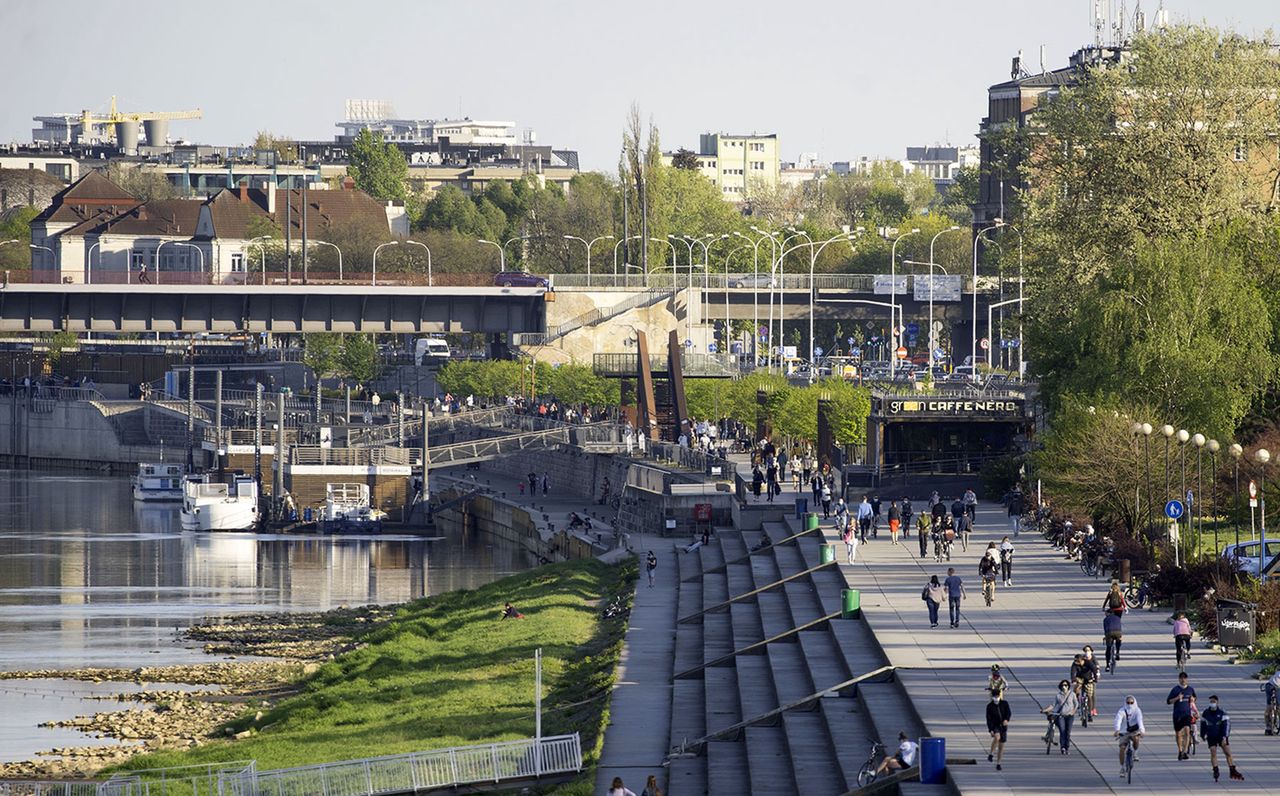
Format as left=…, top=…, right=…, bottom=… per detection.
left=0, top=400, right=169, bottom=472
left=432, top=490, right=600, bottom=562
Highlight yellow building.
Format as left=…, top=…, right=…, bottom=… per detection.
left=664, top=133, right=780, bottom=202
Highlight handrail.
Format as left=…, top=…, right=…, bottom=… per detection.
left=677, top=560, right=838, bottom=624
left=674, top=611, right=842, bottom=679
left=683, top=523, right=824, bottom=581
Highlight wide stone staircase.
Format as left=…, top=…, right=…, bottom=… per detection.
left=665, top=515, right=938, bottom=795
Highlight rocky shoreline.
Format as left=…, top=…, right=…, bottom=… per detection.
left=0, top=605, right=395, bottom=779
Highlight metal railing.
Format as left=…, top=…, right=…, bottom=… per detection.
left=592, top=352, right=740, bottom=378
left=290, top=446, right=415, bottom=467
left=218, top=734, right=581, bottom=796
left=545, top=287, right=674, bottom=341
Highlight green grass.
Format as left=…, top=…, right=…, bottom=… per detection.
left=111, top=558, right=634, bottom=772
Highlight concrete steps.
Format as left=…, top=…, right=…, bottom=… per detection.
left=670, top=679, right=705, bottom=747
left=767, top=643, right=814, bottom=705
left=735, top=654, right=778, bottom=719
left=703, top=666, right=741, bottom=734
left=758, top=591, right=796, bottom=639
left=667, top=756, right=707, bottom=796
left=798, top=630, right=850, bottom=689
left=726, top=562, right=754, bottom=597
left=782, top=711, right=842, bottom=795
left=702, top=612, right=734, bottom=662
left=744, top=726, right=797, bottom=795
left=702, top=572, right=729, bottom=612
left=729, top=601, right=764, bottom=648
left=706, top=741, right=750, bottom=795
left=821, top=697, right=876, bottom=791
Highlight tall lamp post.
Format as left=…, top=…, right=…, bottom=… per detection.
left=927, top=226, right=962, bottom=370
left=400, top=240, right=432, bottom=286
left=248, top=235, right=272, bottom=285
left=971, top=221, right=1005, bottom=379
left=311, top=240, right=344, bottom=282
left=1256, top=448, right=1271, bottom=583
left=477, top=238, right=505, bottom=271
left=612, top=234, right=642, bottom=283
left=563, top=234, right=613, bottom=287
left=1162, top=425, right=1175, bottom=505
left=888, top=227, right=921, bottom=377
left=1193, top=433, right=1206, bottom=557
left=1177, top=429, right=1190, bottom=554
left=372, top=241, right=402, bottom=286
left=649, top=237, right=679, bottom=290
left=733, top=229, right=776, bottom=367
left=1229, top=443, right=1243, bottom=554
left=1208, top=438, right=1220, bottom=568
left=1141, top=423, right=1153, bottom=538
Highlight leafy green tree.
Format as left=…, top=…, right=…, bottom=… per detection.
left=252, top=131, right=299, bottom=164
left=104, top=162, right=174, bottom=202
left=940, top=165, right=979, bottom=226
left=338, top=334, right=381, bottom=383
left=670, top=148, right=700, bottom=170
left=0, top=206, right=38, bottom=269
left=545, top=364, right=619, bottom=406
left=303, top=333, right=341, bottom=376
left=46, top=329, right=79, bottom=367
left=348, top=130, right=407, bottom=202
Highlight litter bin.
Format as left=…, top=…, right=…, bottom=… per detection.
left=1216, top=599, right=1257, bottom=648
left=795, top=497, right=808, bottom=518
left=842, top=588, right=861, bottom=619
left=805, top=512, right=820, bottom=532
left=303, top=507, right=313, bottom=523
left=821, top=544, right=835, bottom=565
left=919, top=737, right=946, bottom=784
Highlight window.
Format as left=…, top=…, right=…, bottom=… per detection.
left=750, top=161, right=765, bottom=170
left=1234, top=141, right=1248, bottom=162
left=231, top=253, right=246, bottom=273
left=750, top=142, right=765, bottom=152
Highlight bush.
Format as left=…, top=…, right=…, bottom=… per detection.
left=981, top=455, right=1025, bottom=499
left=1196, top=574, right=1280, bottom=642
left=1150, top=559, right=1222, bottom=606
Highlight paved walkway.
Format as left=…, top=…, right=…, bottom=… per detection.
left=594, top=533, right=677, bottom=796
left=835, top=502, right=1280, bottom=794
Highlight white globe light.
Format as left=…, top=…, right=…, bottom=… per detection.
left=1229, top=443, right=1243, bottom=458
left=1208, top=439, right=1220, bottom=453
left=1193, top=433, right=1206, bottom=447
left=1141, top=423, right=1153, bottom=436
left=1177, top=429, right=1190, bottom=443
left=1161, top=424, right=1175, bottom=438
left=1256, top=448, right=1272, bottom=465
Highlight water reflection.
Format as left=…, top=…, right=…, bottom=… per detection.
left=0, top=470, right=532, bottom=672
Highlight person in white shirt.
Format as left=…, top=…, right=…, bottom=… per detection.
left=1114, top=695, right=1146, bottom=777
left=876, top=732, right=919, bottom=775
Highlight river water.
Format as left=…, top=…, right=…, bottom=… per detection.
left=0, top=470, right=532, bottom=761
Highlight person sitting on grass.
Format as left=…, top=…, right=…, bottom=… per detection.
left=501, top=602, right=525, bottom=620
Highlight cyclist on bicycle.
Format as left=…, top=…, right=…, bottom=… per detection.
left=979, top=549, right=999, bottom=606
left=987, top=664, right=1008, bottom=694
left=951, top=497, right=969, bottom=550
left=1172, top=611, right=1192, bottom=667
left=1081, top=525, right=1101, bottom=566
left=1263, top=670, right=1280, bottom=735
left=1113, top=695, right=1146, bottom=779
left=1104, top=611, right=1124, bottom=672
left=874, top=732, right=919, bottom=777
left=1070, top=653, right=1098, bottom=724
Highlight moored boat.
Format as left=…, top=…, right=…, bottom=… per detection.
left=181, top=474, right=259, bottom=531
left=132, top=463, right=185, bottom=502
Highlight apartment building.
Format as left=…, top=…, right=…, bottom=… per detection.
left=664, top=133, right=780, bottom=202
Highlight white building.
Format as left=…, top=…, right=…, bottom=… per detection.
left=336, top=100, right=519, bottom=146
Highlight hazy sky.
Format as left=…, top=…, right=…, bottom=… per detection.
left=4, top=1, right=1275, bottom=171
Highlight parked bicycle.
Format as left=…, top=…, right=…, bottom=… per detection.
left=856, top=741, right=886, bottom=788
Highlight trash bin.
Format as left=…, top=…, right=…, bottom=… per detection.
left=919, top=737, right=946, bottom=784
left=821, top=544, right=835, bottom=565
left=1216, top=600, right=1257, bottom=648
left=842, top=588, right=861, bottom=619
left=805, top=512, right=820, bottom=532
left=795, top=497, right=808, bottom=518
left=303, top=507, right=313, bottom=523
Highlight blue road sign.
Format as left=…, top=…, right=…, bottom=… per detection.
left=847, top=337, right=855, bottom=346
left=907, top=322, right=920, bottom=335
left=933, top=348, right=946, bottom=359
left=1165, top=499, right=1185, bottom=520
left=707, top=342, right=718, bottom=353
left=814, top=346, right=824, bottom=357
left=1186, top=489, right=1194, bottom=507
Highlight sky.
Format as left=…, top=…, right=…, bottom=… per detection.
left=3, top=0, right=1276, bottom=171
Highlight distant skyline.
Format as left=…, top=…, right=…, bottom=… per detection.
left=4, top=0, right=1276, bottom=172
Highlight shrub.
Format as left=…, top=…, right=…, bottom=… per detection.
left=981, top=455, right=1025, bottom=499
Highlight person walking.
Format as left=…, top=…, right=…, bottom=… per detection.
left=888, top=500, right=902, bottom=545
left=640, top=773, right=663, bottom=796
left=1006, top=486, right=1024, bottom=536
left=951, top=497, right=967, bottom=549
left=1168, top=671, right=1197, bottom=760
left=645, top=551, right=658, bottom=588
left=608, top=777, right=637, bottom=796
left=986, top=688, right=1011, bottom=770
left=1043, top=679, right=1080, bottom=755
left=870, top=494, right=883, bottom=537
left=541, top=473, right=549, bottom=496
left=765, top=459, right=779, bottom=503
left=856, top=495, right=873, bottom=543
left=923, top=575, right=944, bottom=627
left=916, top=512, right=930, bottom=559
left=1199, top=694, right=1245, bottom=781
left=943, top=567, right=965, bottom=627
left=902, top=497, right=914, bottom=534
left=842, top=521, right=859, bottom=564
left=820, top=482, right=833, bottom=518
left=810, top=473, right=823, bottom=506
left=999, top=536, right=1015, bottom=586
left=963, top=487, right=978, bottom=525
left=931, top=496, right=947, bottom=532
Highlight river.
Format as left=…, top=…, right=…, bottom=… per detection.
left=0, top=469, right=532, bottom=762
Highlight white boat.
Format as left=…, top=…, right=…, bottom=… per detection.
left=133, top=463, right=185, bottom=502
left=320, top=482, right=386, bottom=532
left=181, top=475, right=260, bottom=531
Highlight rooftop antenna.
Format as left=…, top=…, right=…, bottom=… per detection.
left=1155, top=0, right=1168, bottom=30
left=1040, top=44, right=1047, bottom=74
left=1093, top=0, right=1105, bottom=49
left=1134, top=0, right=1145, bottom=34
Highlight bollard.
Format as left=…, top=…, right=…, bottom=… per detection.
left=805, top=512, right=820, bottom=531
left=821, top=544, right=835, bottom=565
left=842, top=588, right=861, bottom=619
left=919, top=737, right=946, bottom=784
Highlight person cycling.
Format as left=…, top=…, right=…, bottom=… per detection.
left=1103, top=611, right=1123, bottom=672
left=1103, top=581, right=1127, bottom=617
left=1071, top=652, right=1098, bottom=724
left=1080, top=646, right=1100, bottom=718
left=1172, top=611, right=1192, bottom=668
left=987, top=664, right=1008, bottom=694
left=1080, top=525, right=1101, bottom=566
left=1264, top=669, right=1280, bottom=735
left=874, top=732, right=919, bottom=777
left=979, top=547, right=999, bottom=606
left=1114, top=695, right=1146, bottom=779
left=951, top=497, right=968, bottom=550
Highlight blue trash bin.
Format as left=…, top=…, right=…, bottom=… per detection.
left=919, top=736, right=945, bottom=784
left=795, top=497, right=808, bottom=518
left=303, top=507, right=313, bottom=523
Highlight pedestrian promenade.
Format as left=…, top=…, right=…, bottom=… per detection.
left=834, top=501, right=1280, bottom=794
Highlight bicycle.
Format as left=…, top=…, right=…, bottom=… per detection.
left=1120, top=731, right=1140, bottom=783
left=1124, top=573, right=1150, bottom=609
left=856, top=741, right=886, bottom=788
left=1264, top=685, right=1279, bottom=736
left=982, top=577, right=996, bottom=607
left=1175, top=635, right=1191, bottom=674
left=1105, top=635, right=1120, bottom=674
left=1077, top=685, right=1092, bottom=728
left=1042, top=714, right=1059, bottom=754
left=1081, top=553, right=1101, bottom=578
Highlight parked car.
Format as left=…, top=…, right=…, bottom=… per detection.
left=1221, top=540, right=1280, bottom=576
left=494, top=271, right=549, bottom=288
left=729, top=274, right=777, bottom=289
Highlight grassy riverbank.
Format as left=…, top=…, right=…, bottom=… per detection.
left=112, top=558, right=634, bottom=780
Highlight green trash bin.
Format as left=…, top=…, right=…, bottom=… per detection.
left=821, top=544, right=835, bottom=565
left=842, top=588, right=861, bottom=619
left=805, top=512, right=820, bottom=532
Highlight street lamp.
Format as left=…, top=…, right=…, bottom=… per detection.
left=400, top=240, right=432, bottom=286
left=30, top=244, right=56, bottom=280
left=1255, top=447, right=1271, bottom=583
left=722, top=244, right=751, bottom=357
left=1193, top=433, right=1206, bottom=556
left=247, top=236, right=273, bottom=285
left=1141, top=423, right=1153, bottom=538
left=926, top=226, right=963, bottom=370
left=1229, top=443, right=1243, bottom=553
left=477, top=239, right=505, bottom=271
left=1208, top=438, right=1220, bottom=565
left=563, top=234, right=613, bottom=286
left=888, top=227, right=921, bottom=377
left=971, top=221, right=1005, bottom=379
left=168, top=242, right=205, bottom=282
left=650, top=237, right=679, bottom=290
left=311, top=240, right=344, bottom=282
left=733, top=229, right=776, bottom=367
left=372, top=241, right=400, bottom=286
left=1162, top=425, right=1175, bottom=507
left=612, top=234, right=642, bottom=283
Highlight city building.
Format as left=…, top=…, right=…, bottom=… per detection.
left=663, top=133, right=780, bottom=202
left=902, top=145, right=979, bottom=192
left=29, top=171, right=405, bottom=284
left=335, top=100, right=520, bottom=146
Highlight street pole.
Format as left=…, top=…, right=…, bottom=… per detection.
left=927, top=226, right=962, bottom=371
left=971, top=222, right=1004, bottom=379
left=1194, top=433, right=1205, bottom=558
left=1257, top=448, right=1271, bottom=583
left=888, top=228, right=920, bottom=378
left=1142, top=423, right=1153, bottom=541
left=1209, top=439, right=1220, bottom=572
left=1177, top=429, right=1189, bottom=555
left=1230, top=443, right=1243, bottom=553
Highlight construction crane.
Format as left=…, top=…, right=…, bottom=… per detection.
left=79, top=95, right=202, bottom=152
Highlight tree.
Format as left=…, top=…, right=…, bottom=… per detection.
left=0, top=206, right=38, bottom=269
left=252, top=131, right=298, bottom=164
left=46, top=329, right=79, bottom=367
left=348, top=130, right=407, bottom=202
left=671, top=148, right=700, bottom=170
left=338, top=335, right=381, bottom=383
left=545, top=364, right=619, bottom=406
left=940, top=165, right=979, bottom=226
left=303, top=333, right=341, bottom=377
left=104, top=163, right=174, bottom=202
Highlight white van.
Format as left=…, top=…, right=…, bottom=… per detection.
left=414, top=338, right=451, bottom=366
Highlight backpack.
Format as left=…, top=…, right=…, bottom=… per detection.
left=921, top=585, right=930, bottom=601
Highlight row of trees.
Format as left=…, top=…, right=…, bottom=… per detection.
left=302, top=334, right=382, bottom=383
left=685, top=372, right=871, bottom=447
left=434, top=360, right=619, bottom=407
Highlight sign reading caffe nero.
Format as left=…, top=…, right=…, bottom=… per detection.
left=885, top=397, right=1025, bottom=418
